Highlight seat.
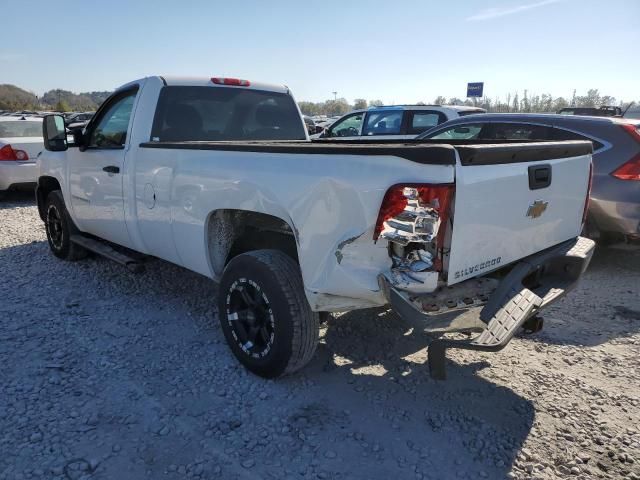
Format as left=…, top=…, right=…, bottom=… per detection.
left=161, top=104, right=205, bottom=141
left=247, top=104, right=302, bottom=140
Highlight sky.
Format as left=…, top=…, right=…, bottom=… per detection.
left=2, top=0, right=639, bottom=104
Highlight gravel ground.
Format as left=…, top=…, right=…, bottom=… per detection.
left=1, top=191, right=639, bottom=480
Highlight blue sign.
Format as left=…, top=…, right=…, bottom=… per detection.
left=467, top=82, right=484, bottom=98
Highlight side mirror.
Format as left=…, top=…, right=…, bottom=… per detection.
left=454, top=127, right=471, bottom=134
left=43, top=115, right=68, bottom=151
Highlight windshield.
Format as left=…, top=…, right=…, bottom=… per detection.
left=0, top=121, right=42, bottom=138
left=151, top=86, right=306, bottom=142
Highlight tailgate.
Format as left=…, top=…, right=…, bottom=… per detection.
left=446, top=141, right=592, bottom=285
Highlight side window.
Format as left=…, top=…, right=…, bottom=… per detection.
left=479, top=123, right=550, bottom=141
left=362, top=110, right=403, bottom=136
left=88, top=90, right=137, bottom=148
left=428, top=124, right=483, bottom=140
left=407, top=111, right=446, bottom=135
left=327, top=113, right=364, bottom=137
left=549, top=127, right=604, bottom=151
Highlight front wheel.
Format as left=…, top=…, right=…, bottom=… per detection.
left=44, top=191, right=87, bottom=261
left=218, top=249, right=319, bottom=378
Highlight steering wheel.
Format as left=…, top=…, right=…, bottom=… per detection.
left=338, top=126, right=358, bottom=137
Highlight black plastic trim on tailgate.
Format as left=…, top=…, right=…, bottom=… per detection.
left=139, top=141, right=457, bottom=165
left=455, top=141, right=592, bottom=166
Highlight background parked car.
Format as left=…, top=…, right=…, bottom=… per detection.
left=419, top=113, right=640, bottom=244
left=558, top=106, right=622, bottom=117
left=302, top=115, right=323, bottom=135
left=624, top=102, right=640, bottom=120
left=0, top=117, right=43, bottom=199
left=314, top=105, right=486, bottom=140
left=64, top=111, right=94, bottom=126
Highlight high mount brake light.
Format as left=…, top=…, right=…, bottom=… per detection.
left=0, top=144, right=28, bottom=161
left=211, top=77, right=251, bottom=87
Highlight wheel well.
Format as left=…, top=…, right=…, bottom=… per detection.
left=36, top=176, right=61, bottom=221
left=206, top=210, right=298, bottom=276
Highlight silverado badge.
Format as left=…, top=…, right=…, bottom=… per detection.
left=526, top=200, right=548, bottom=219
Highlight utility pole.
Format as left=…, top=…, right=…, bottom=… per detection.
left=332, top=91, right=337, bottom=101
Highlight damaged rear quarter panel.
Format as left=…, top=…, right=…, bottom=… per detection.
left=136, top=148, right=455, bottom=311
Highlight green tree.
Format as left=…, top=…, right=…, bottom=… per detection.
left=353, top=98, right=367, bottom=110
left=553, top=97, right=569, bottom=112
left=55, top=100, right=71, bottom=112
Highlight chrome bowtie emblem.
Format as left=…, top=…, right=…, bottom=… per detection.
left=526, top=200, right=548, bottom=219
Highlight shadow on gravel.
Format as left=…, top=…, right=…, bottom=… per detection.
left=316, top=309, right=535, bottom=478
left=0, top=189, right=36, bottom=209
left=526, top=245, right=640, bottom=348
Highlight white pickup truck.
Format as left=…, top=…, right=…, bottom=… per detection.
left=37, top=75, right=596, bottom=380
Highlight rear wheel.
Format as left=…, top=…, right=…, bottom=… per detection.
left=218, top=249, right=319, bottom=378
left=44, top=191, right=87, bottom=261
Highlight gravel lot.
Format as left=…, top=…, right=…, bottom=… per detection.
left=1, top=191, right=639, bottom=480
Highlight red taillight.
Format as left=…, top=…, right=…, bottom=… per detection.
left=211, top=77, right=251, bottom=87
left=374, top=184, right=454, bottom=241
left=374, top=186, right=408, bottom=239
left=611, top=153, right=640, bottom=181
left=582, top=161, right=593, bottom=225
left=611, top=123, right=640, bottom=181
left=0, top=144, right=28, bottom=161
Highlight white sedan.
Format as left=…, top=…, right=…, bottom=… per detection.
left=0, top=117, right=43, bottom=199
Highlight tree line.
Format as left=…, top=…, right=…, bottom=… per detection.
left=298, top=89, right=637, bottom=116
left=0, top=84, right=110, bottom=112
left=1, top=83, right=636, bottom=116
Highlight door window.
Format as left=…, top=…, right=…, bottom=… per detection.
left=363, top=111, right=403, bottom=136
left=479, top=123, right=550, bottom=140
left=428, top=124, right=483, bottom=140
left=549, top=126, right=605, bottom=151
left=407, top=111, right=446, bottom=135
left=88, top=90, right=137, bottom=148
left=326, top=113, right=364, bottom=138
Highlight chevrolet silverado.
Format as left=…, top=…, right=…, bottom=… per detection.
left=36, top=75, right=595, bottom=379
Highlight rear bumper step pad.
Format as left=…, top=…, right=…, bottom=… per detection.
left=381, top=236, right=596, bottom=380
left=428, top=286, right=541, bottom=380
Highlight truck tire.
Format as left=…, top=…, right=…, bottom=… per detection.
left=218, top=249, right=319, bottom=378
left=44, top=191, right=87, bottom=261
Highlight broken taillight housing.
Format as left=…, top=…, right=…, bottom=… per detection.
left=374, top=183, right=454, bottom=245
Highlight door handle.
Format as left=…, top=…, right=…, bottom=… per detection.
left=103, top=166, right=120, bottom=174
left=528, top=164, right=551, bottom=190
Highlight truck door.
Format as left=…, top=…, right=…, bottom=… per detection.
left=68, top=87, right=139, bottom=248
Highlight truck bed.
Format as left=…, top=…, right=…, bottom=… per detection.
left=139, top=140, right=592, bottom=166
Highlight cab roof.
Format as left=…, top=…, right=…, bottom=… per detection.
left=159, top=76, right=290, bottom=95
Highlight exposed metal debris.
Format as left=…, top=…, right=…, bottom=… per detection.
left=379, top=187, right=445, bottom=246
left=381, top=187, right=446, bottom=294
